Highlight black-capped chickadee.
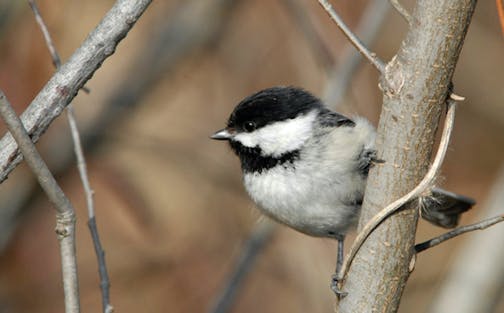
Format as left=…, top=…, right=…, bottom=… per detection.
left=211, top=86, right=474, bottom=293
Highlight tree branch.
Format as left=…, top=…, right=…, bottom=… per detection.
left=0, top=0, right=152, bottom=183
left=28, top=0, right=90, bottom=93
left=389, top=0, right=412, bottom=25
left=28, top=0, right=61, bottom=68
left=68, top=107, right=113, bottom=313
left=27, top=1, right=136, bottom=311
left=0, top=0, right=238, bottom=254
left=316, top=0, right=385, bottom=73
left=415, top=214, right=504, bottom=253
left=339, top=98, right=457, bottom=285
left=338, top=0, right=477, bottom=311
left=322, top=0, right=390, bottom=108
left=0, top=91, right=80, bottom=313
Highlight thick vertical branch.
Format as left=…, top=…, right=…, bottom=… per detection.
left=339, top=0, right=477, bottom=312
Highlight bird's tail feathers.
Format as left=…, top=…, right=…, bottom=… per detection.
left=419, top=187, right=475, bottom=228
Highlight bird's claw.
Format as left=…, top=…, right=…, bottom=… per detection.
left=330, top=274, right=348, bottom=299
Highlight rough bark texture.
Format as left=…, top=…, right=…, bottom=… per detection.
left=338, top=0, right=477, bottom=312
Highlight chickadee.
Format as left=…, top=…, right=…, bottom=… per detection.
left=211, top=86, right=474, bottom=293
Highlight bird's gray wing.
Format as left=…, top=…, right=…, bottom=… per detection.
left=318, top=109, right=355, bottom=127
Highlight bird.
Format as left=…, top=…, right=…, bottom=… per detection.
left=210, top=86, right=474, bottom=295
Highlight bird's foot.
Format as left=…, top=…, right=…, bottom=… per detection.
left=330, top=273, right=348, bottom=299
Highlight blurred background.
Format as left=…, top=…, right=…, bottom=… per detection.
left=0, top=0, right=502, bottom=312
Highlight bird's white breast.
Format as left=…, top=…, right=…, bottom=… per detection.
left=242, top=118, right=375, bottom=237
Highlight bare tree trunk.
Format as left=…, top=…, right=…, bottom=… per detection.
left=339, top=0, right=477, bottom=312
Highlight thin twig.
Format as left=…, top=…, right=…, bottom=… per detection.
left=339, top=1, right=478, bottom=309
left=317, top=0, right=385, bottom=73
left=389, top=0, right=412, bottom=25
left=28, top=0, right=61, bottom=68
left=28, top=0, right=90, bottom=93
left=67, top=107, right=113, bottom=313
left=0, top=91, right=80, bottom=313
left=28, top=2, right=112, bottom=312
left=415, top=215, right=504, bottom=253
left=323, top=0, right=390, bottom=108
left=339, top=99, right=458, bottom=284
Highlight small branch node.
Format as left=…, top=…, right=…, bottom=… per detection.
left=55, top=211, right=77, bottom=238
left=379, top=56, right=405, bottom=98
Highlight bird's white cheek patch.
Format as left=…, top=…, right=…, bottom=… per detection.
left=233, top=132, right=258, bottom=148
left=233, top=111, right=316, bottom=157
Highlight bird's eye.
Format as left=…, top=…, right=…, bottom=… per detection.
left=243, top=121, right=256, bottom=132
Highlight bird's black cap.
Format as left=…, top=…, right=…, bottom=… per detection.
left=226, top=86, right=323, bottom=132
left=211, top=86, right=355, bottom=173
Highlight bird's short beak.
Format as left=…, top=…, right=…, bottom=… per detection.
left=210, top=128, right=233, bottom=140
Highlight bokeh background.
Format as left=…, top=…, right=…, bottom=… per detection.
left=0, top=0, right=502, bottom=312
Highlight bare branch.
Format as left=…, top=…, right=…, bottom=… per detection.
left=389, top=0, right=412, bottom=25
left=0, top=0, right=152, bottom=183
left=283, top=0, right=390, bottom=107
left=29, top=2, right=114, bottom=311
left=67, top=107, right=112, bottom=313
left=28, top=1, right=90, bottom=93
left=415, top=215, right=504, bottom=253
left=339, top=98, right=457, bottom=284
left=316, top=0, right=385, bottom=73
left=339, top=0, right=478, bottom=310
left=0, top=91, right=80, bottom=313
left=338, top=0, right=476, bottom=313
left=28, top=0, right=61, bottom=68
left=323, top=0, right=390, bottom=108
left=0, top=0, right=238, bottom=254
